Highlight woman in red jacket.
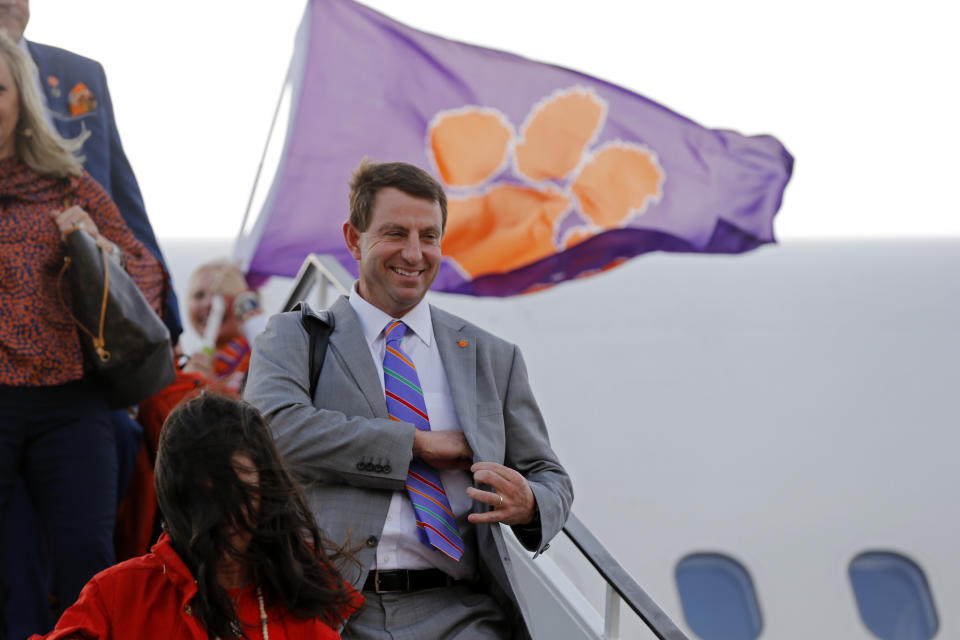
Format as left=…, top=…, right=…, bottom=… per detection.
left=35, top=394, right=362, bottom=639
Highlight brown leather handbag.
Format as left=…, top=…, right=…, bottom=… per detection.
left=58, top=227, right=175, bottom=408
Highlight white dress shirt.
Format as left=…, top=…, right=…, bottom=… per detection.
left=348, top=287, right=476, bottom=580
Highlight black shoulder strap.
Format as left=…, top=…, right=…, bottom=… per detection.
left=301, top=306, right=333, bottom=399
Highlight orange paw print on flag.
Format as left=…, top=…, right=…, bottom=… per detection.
left=428, top=86, right=665, bottom=279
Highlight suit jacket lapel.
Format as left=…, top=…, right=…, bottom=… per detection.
left=26, top=41, right=68, bottom=135
left=432, top=307, right=478, bottom=452
left=329, top=297, right=388, bottom=418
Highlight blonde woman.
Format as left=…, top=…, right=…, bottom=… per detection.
left=184, top=259, right=267, bottom=394
left=0, top=30, right=164, bottom=627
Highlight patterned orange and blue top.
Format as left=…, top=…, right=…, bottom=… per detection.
left=212, top=335, right=252, bottom=396
left=0, top=155, right=164, bottom=387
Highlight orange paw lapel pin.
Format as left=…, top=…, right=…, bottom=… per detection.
left=68, top=82, right=98, bottom=116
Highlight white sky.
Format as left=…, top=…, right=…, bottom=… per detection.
left=28, top=0, right=960, bottom=242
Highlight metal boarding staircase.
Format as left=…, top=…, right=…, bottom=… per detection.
left=281, top=253, right=691, bottom=640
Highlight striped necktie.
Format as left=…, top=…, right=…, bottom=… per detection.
left=383, top=320, right=464, bottom=561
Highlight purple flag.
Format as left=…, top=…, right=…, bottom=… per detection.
left=237, top=0, right=793, bottom=295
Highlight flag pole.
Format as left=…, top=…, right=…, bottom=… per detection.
left=233, top=0, right=309, bottom=263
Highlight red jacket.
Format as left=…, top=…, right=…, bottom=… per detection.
left=32, top=534, right=362, bottom=639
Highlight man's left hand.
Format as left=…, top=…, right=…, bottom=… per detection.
left=466, top=462, right=536, bottom=526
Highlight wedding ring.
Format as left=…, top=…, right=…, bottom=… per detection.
left=498, top=494, right=504, bottom=508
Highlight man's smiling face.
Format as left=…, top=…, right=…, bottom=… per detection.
left=344, top=186, right=443, bottom=318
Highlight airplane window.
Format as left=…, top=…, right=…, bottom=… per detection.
left=675, top=553, right=762, bottom=640
left=849, top=551, right=939, bottom=640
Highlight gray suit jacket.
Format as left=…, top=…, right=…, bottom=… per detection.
left=244, top=296, right=573, bottom=635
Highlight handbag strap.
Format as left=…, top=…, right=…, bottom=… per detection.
left=55, top=197, right=112, bottom=363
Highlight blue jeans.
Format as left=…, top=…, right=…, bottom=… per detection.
left=0, top=380, right=118, bottom=640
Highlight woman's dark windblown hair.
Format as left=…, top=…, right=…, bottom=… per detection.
left=155, top=393, right=354, bottom=638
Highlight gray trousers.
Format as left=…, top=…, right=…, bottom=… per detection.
left=344, top=583, right=512, bottom=640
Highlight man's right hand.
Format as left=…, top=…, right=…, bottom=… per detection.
left=412, top=430, right=473, bottom=470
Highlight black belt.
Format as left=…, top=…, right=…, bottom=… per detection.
left=363, top=568, right=460, bottom=594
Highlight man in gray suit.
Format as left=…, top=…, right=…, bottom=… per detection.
left=244, top=161, right=573, bottom=638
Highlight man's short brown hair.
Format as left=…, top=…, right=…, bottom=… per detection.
left=348, top=160, right=448, bottom=232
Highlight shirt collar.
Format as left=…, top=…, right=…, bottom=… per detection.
left=348, top=284, right=433, bottom=348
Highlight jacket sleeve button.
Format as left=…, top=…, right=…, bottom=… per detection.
left=365, top=535, right=378, bottom=547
